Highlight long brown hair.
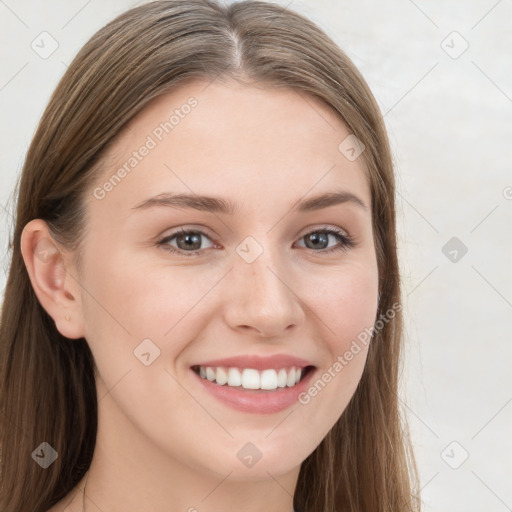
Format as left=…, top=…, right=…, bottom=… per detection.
left=0, top=1, right=420, bottom=510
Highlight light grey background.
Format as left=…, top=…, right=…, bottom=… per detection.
left=1, top=1, right=511, bottom=510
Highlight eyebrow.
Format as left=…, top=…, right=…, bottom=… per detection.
left=131, top=190, right=368, bottom=215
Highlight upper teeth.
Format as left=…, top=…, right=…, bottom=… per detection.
left=197, top=366, right=303, bottom=390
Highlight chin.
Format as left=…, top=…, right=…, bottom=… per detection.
left=199, top=438, right=310, bottom=482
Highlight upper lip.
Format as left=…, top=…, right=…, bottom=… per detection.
left=191, top=354, right=315, bottom=371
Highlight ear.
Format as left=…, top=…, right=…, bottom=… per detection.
left=20, top=219, right=86, bottom=340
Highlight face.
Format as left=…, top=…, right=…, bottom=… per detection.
left=75, top=78, right=378, bottom=481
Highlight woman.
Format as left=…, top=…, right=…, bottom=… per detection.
left=0, top=1, right=420, bottom=510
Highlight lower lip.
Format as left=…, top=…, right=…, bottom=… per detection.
left=191, top=367, right=316, bottom=414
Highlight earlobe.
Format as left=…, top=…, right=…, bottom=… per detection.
left=20, top=219, right=85, bottom=340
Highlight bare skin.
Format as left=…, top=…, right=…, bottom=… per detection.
left=22, top=77, right=378, bottom=512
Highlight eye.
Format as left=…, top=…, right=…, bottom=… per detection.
left=157, top=226, right=356, bottom=256
left=295, top=227, right=356, bottom=254
left=157, top=228, right=215, bottom=256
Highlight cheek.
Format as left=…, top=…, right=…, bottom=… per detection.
left=294, top=260, right=378, bottom=435
left=82, top=239, right=378, bottom=385
left=76, top=238, right=380, bottom=477
left=79, top=251, right=220, bottom=378
left=310, top=259, right=379, bottom=350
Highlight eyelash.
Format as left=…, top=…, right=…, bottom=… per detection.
left=156, top=226, right=356, bottom=257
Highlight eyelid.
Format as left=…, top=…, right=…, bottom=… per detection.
left=156, top=225, right=216, bottom=242
left=157, top=224, right=356, bottom=256
left=157, top=227, right=217, bottom=252
left=294, top=225, right=356, bottom=252
left=295, top=223, right=351, bottom=239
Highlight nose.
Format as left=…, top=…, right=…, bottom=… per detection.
left=223, top=245, right=305, bottom=338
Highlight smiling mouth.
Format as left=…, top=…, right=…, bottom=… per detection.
left=191, top=365, right=314, bottom=391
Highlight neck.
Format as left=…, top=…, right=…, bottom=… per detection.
left=73, top=379, right=299, bottom=512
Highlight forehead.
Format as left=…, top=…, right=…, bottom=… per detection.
left=87, top=78, right=370, bottom=219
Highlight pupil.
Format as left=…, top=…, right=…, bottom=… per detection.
left=307, top=232, right=327, bottom=249
left=179, top=233, right=200, bottom=250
